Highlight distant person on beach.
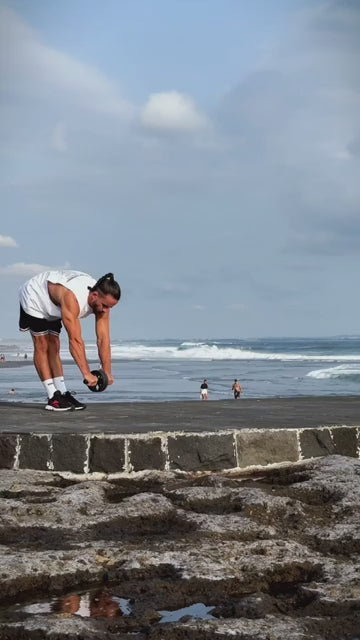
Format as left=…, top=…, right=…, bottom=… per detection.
left=232, top=379, right=242, bottom=399
left=8, top=388, right=15, bottom=395
left=200, top=379, right=208, bottom=400
left=18, top=270, right=121, bottom=412
left=0, top=353, right=5, bottom=362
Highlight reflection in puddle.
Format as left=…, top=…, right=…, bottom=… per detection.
left=15, top=589, right=215, bottom=625
left=21, top=590, right=131, bottom=619
left=158, top=602, right=215, bottom=623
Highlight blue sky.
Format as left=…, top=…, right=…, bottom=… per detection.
left=1, top=0, right=360, bottom=339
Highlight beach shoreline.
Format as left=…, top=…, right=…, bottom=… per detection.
left=3, top=335, right=360, bottom=402
left=0, top=360, right=34, bottom=369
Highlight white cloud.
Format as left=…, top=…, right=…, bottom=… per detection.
left=0, top=235, right=18, bottom=247
left=0, top=5, right=134, bottom=119
left=0, top=262, right=65, bottom=277
left=51, top=122, right=67, bottom=152
left=141, top=91, right=208, bottom=132
left=215, top=1, right=360, bottom=257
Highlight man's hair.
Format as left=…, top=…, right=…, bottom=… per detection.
left=88, top=273, right=121, bottom=300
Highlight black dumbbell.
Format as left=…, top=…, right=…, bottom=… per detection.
left=83, top=369, right=109, bottom=392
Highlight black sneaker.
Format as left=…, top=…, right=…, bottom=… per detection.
left=63, top=391, right=86, bottom=411
left=45, top=390, right=74, bottom=412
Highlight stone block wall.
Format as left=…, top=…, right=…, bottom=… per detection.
left=0, top=426, right=359, bottom=474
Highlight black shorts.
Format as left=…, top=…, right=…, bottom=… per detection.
left=19, top=305, right=62, bottom=336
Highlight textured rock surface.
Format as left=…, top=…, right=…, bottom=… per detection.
left=0, top=455, right=359, bottom=639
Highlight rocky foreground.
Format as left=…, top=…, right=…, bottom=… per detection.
left=0, top=455, right=359, bottom=639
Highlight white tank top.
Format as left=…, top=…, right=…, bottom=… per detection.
left=19, top=270, right=97, bottom=320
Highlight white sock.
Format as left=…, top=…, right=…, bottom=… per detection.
left=42, top=379, right=57, bottom=399
left=53, top=376, right=67, bottom=394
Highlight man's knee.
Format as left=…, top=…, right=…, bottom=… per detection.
left=32, top=334, right=50, bottom=355
left=48, top=334, right=60, bottom=355
left=33, top=334, right=60, bottom=356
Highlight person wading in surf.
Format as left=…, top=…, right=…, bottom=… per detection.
left=232, top=379, right=242, bottom=399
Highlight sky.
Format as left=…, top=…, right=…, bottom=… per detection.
left=1, top=0, right=360, bottom=340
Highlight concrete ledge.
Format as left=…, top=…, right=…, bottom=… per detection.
left=168, top=433, right=236, bottom=471
left=236, top=429, right=299, bottom=468
left=89, top=436, right=125, bottom=474
left=19, top=434, right=50, bottom=471
left=128, top=436, right=166, bottom=472
left=1, top=425, right=359, bottom=474
left=52, top=434, right=88, bottom=474
left=0, top=434, right=17, bottom=469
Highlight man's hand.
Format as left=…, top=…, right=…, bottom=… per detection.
left=83, top=373, right=99, bottom=388
left=105, top=373, right=114, bottom=386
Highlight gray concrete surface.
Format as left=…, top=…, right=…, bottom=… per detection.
left=0, top=425, right=359, bottom=474
left=1, top=397, right=360, bottom=433
left=1, top=398, right=359, bottom=474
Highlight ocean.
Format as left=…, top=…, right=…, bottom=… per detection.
left=1, top=336, right=360, bottom=404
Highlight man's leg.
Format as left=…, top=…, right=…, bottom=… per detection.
left=47, top=333, right=64, bottom=379
left=31, top=334, right=73, bottom=410
left=31, top=334, right=55, bottom=383
left=47, top=333, right=68, bottom=393
left=47, top=332, right=87, bottom=411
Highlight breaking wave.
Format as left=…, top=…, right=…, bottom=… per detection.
left=59, top=340, right=360, bottom=362
left=307, top=364, right=360, bottom=380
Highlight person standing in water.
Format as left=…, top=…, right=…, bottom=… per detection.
left=232, top=379, right=242, bottom=399
left=200, top=379, right=208, bottom=400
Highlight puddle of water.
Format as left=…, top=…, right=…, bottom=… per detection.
left=12, top=591, right=215, bottom=625
left=18, top=590, right=131, bottom=619
left=158, top=602, right=215, bottom=623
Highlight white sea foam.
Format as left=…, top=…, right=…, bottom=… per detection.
left=4, top=336, right=360, bottom=364
left=180, top=341, right=206, bottom=347
left=58, top=342, right=360, bottom=362
left=307, top=364, right=360, bottom=379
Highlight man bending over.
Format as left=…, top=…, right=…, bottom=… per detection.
left=19, top=270, right=121, bottom=411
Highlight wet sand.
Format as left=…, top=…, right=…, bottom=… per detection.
left=0, top=360, right=33, bottom=368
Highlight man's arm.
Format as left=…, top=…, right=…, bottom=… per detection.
left=95, top=312, right=114, bottom=385
left=60, top=290, right=95, bottom=383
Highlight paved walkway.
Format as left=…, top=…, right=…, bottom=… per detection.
left=1, top=397, right=360, bottom=433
